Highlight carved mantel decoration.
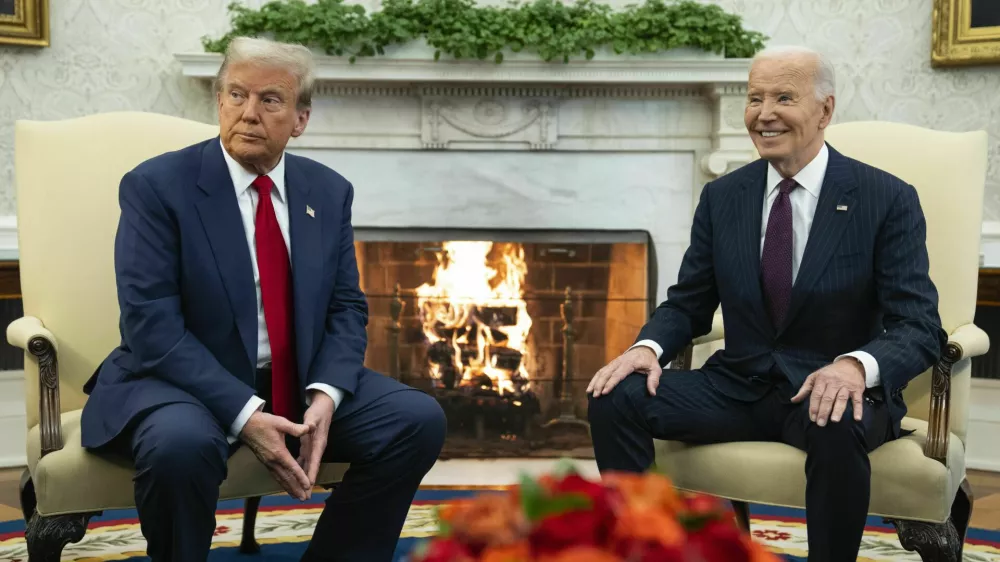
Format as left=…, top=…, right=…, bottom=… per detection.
left=176, top=50, right=755, bottom=183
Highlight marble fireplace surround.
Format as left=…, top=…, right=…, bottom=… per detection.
left=176, top=49, right=755, bottom=302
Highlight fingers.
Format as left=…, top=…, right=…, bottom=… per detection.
left=273, top=415, right=312, bottom=438
left=808, top=380, right=826, bottom=423
left=852, top=389, right=864, bottom=421
left=586, top=364, right=610, bottom=396
left=828, top=386, right=851, bottom=424
left=645, top=365, right=662, bottom=396
left=790, top=375, right=814, bottom=403
left=597, top=362, right=632, bottom=397
left=299, top=433, right=312, bottom=472
left=270, top=453, right=311, bottom=501
left=306, top=433, right=326, bottom=485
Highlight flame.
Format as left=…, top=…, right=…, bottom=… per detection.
left=415, top=241, right=533, bottom=394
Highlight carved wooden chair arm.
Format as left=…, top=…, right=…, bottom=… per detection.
left=923, top=322, right=989, bottom=464
left=6, top=316, right=64, bottom=458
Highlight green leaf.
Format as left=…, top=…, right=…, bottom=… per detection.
left=203, top=0, right=767, bottom=63
left=494, top=51, right=504, bottom=63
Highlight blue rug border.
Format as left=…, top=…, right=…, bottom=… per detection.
left=1, top=490, right=996, bottom=546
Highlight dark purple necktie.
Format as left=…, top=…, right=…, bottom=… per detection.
left=761, top=178, right=798, bottom=328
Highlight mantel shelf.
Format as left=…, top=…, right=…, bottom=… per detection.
left=175, top=51, right=751, bottom=86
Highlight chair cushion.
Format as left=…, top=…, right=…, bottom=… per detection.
left=27, top=409, right=349, bottom=516
left=654, top=417, right=964, bottom=523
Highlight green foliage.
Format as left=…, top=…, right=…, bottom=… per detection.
left=517, top=472, right=592, bottom=522
left=203, top=0, right=766, bottom=63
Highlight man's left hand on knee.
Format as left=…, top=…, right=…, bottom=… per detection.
left=791, top=358, right=866, bottom=427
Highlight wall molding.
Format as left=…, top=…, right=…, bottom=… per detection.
left=4, top=218, right=1000, bottom=258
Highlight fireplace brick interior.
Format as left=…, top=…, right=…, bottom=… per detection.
left=353, top=234, right=649, bottom=457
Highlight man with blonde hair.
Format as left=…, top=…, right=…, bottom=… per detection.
left=81, top=36, right=446, bottom=562
left=587, top=45, right=946, bottom=561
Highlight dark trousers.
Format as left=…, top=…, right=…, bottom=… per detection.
left=110, top=369, right=446, bottom=562
left=588, top=370, right=892, bottom=562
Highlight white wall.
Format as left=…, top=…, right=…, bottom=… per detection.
left=1, top=0, right=998, bottom=219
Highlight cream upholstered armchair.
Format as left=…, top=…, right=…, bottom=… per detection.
left=658, top=121, right=990, bottom=562
left=8, top=111, right=349, bottom=561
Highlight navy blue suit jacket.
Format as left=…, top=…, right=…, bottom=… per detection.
left=636, top=144, right=947, bottom=437
left=81, top=138, right=369, bottom=449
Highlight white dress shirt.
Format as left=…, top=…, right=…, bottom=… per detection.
left=221, top=140, right=345, bottom=442
left=633, top=144, right=881, bottom=388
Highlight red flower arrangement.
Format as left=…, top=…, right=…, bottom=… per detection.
left=411, top=465, right=780, bottom=562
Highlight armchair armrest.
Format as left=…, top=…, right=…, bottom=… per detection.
left=670, top=312, right=724, bottom=371
left=924, top=322, right=989, bottom=464
left=6, top=316, right=64, bottom=457
left=691, top=312, right=725, bottom=346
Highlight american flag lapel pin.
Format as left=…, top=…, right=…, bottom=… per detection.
left=306, top=205, right=315, bottom=217
left=836, top=204, right=848, bottom=211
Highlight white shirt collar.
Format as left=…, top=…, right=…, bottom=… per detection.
left=219, top=138, right=287, bottom=203
left=765, top=142, right=829, bottom=199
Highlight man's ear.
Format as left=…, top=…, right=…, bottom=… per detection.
left=292, top=108, right=311, bottom=138
left=818, top=95, right=835, bottom=129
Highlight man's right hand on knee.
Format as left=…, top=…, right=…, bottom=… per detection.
left=587, top=346, right=662, bottom=398
left=240, top=412, right=314, bottom=501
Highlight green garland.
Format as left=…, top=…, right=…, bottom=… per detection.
left=203, top=0, right=767, bottom=63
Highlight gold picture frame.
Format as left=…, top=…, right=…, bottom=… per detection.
left=932, top=0, right=1000, bottom=66
left=0, top=0, right=48, bottom=47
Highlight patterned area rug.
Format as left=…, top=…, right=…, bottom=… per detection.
left=1, top=488, right=998, bottom=561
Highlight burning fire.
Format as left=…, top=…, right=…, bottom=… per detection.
left=415, top=241, right=533, bottom=394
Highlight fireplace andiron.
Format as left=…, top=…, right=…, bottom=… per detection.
left=542, top=287, right=591, bottom=434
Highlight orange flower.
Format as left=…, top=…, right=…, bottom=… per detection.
left=441, top=493, right=528, bottom=547
left=611, top=505, right=685, bottom=548
left=602, top=472, right=683, bottom=515
left=537, top=546, right=624, bottom=562
left=481, top=541, right=532, bottom=562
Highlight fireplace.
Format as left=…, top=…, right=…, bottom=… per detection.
left=177, top=47, right=754, bottom=458
left=354, top=229, right=651, bottom=457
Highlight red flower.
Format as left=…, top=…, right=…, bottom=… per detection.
left=529, top=474, right=616, bottom=554
left=688, top=519, right=759, bottom=562
left=212, top=526, right=230, bottom=537
left=413, top=538, right=475, bottom=562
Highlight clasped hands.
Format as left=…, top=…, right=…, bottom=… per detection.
left=587, top=346, right=867, bottom=426
left=239, top=390, right=335, bottom=501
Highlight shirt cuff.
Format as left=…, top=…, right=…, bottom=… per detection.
left=837, top=351, right=881, bottom=388
left=229, top=395, right=266, bottom=442
left=630, top=339, right=664, bottom=360
left=306, top=383, right=345, bottom=410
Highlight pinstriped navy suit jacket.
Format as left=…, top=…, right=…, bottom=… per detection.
left=636, top=143, right=947, bottom=437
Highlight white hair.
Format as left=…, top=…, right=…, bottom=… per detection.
left=751, top=45, right=836, bottom=101
left=215, top=36, right=316, bottom=109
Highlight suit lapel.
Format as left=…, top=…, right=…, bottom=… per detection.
left=285, top=157, right=323, bottom=376
left=735, top=165, right=772, bottom=335
left=195, top=139, right=258, bottom=367
left=779, top=147, right=857, bottom=333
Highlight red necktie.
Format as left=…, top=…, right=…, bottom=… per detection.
left=252, top=174, right=299, bottom=420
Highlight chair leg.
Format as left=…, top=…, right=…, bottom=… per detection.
left=19, top=469, right=36, bottom=522
left=731, top=500, right=751, bottom=533
left=240, top=496, right=263, bottom=554
left=25, top=511, right=94, bottom=562
left=951, top=478, right=974, bottom=556
left=889, top=478, right=973, bottom=562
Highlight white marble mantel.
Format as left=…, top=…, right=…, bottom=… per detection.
left=176, top=49, right=755, bottom=301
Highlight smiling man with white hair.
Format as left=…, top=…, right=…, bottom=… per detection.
left=587, top=45, right=946, bottom=561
